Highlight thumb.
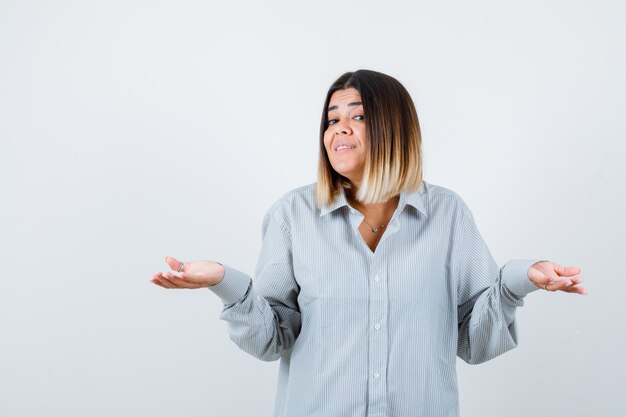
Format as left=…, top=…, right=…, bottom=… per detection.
left=554, top=264, right=581, bottom=277
left=165, top=256, right=185, bottom=272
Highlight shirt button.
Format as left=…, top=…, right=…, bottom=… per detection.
left=374, top=275, right=380, bottom=282
left=374, top=323, right=381, bottom=330
left=374, top=372, right=380, bottom=379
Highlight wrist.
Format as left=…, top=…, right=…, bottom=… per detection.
left=208, top=261, right=225, bottom=288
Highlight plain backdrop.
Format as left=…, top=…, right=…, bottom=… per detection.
left=1, top=1, right=624, bottom=416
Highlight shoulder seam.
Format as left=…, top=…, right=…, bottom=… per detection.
left=271, top=208, right=292, bottom=239
left=265, top=182, right=315, bottom=239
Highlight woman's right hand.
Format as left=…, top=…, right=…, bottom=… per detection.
left=150, top=256, right=225, bottom=289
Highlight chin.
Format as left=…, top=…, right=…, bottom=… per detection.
left=335, top=170, right=360, bottom=182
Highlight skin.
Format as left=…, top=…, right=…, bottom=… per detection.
left=323, top=88, right=368, bottom=190
left=150, top=88, right=587, bottom=295
left=323, top=88, right=399, bottom=227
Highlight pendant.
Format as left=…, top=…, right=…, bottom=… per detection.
left=372, top=227, right=378, bottom=232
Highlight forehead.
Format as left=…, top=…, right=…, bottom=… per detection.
left=328, top=88, right=362, bottom=109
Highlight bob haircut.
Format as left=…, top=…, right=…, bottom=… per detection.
left=315, top=69, right=423, bottom=209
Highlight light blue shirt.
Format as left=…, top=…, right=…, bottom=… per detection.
left=209, top=180, right=541, bottom=417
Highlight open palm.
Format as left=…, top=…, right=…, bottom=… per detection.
left=527, top=260, right=587, bottom=295
left=151, top=256, right=225, bottom=289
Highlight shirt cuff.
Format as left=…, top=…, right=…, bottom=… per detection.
left=502, top=259, right=544, bottom=298
left=207, top=264, right=252, bottom=305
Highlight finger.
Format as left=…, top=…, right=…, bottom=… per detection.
left=543, top=278, right=566, bottom=292
left=546, top=276, right=585, bottom=293
left=541, top=274, right=562, bottom=291
left=167, top=269, right=204, bottom=282
left=152, top=279, right=169, bottom=289
left=165, top=256, right=186, bottom=273
left=158, top=273, right=180, bottom=288
left=153, top=276, right=174, bottom=288
left=557, top=275, right=583, bottom=286
left=548, top=278, right=576, bottom=292
left=162, top=272, right=203, bottom=289
left=554, top=264, right=581, bottom=277
left=558, top=283, right=588, bottom=295
left=563, top=285, right=587, bottom=294
left=150, top=273, right=166, bottom=288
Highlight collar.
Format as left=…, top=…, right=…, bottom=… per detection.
left=319, top=181, right=428, bottom=218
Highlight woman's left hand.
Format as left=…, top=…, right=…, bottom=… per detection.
left=528, top=260, right=588, bottom=295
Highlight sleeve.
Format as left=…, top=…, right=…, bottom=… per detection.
left=455, top=202, right=544, bottom=365
left=207, top=204, right=301, bottom=362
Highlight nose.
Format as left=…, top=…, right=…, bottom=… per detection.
left=333, top=119, right=352, bottom=135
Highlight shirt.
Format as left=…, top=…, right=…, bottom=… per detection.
left=208, top=180, right=542, bottom=417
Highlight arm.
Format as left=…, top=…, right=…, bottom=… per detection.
left=208, top=206, right=301, bottom=362
left=455, top=203, right=542, bottom=365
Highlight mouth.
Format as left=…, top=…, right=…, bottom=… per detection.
left=335, top=145, right=356, bottom=153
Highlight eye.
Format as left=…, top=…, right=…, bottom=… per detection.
left=354, top=115, right=364, bottom=121
left=328, top=119, right=338, bottom=125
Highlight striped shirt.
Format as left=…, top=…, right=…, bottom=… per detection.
left=208, top=180, right=541, bottom=417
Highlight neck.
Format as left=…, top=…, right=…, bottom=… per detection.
left=346, top=190, right=400, bottom=220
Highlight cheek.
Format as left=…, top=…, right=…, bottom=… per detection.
left=356, top=125, right=367, bottom=142
left=323, top=132, right=333, bottom=151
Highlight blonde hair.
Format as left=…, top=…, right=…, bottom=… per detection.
left=315, top=69, right=423, bottom=209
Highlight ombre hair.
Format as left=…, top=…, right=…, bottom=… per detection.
left=315, top=69, right=423, bottom=209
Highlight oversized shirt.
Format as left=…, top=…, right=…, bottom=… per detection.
left=208, top=180, right=542, bottom=417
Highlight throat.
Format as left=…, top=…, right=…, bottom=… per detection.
left=347, top=193, right=400, bottom=222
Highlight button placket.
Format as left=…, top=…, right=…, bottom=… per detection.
left=367, top=258, right=388, bottom=416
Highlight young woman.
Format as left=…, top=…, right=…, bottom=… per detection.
left=150, top=69, right=586, bottom=417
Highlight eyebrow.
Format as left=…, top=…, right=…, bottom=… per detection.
left=327, top=101, right=363, bottom=112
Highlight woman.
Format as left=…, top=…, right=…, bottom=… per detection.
left=150, top=69, right=586, bottom=417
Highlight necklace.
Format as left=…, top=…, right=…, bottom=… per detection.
left=346, top=192, right=395, bottom=233
left=362, top=215, right=392, bottom=233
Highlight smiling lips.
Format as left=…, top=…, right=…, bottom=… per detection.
left=335, top=144, right=356, bottom=152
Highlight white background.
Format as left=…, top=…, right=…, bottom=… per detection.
left=1, top=1, right=624, bottom=416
